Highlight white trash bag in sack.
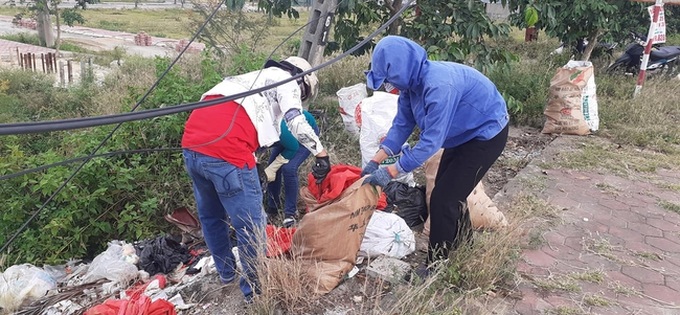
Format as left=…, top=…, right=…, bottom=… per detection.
left=336, top=83, right=367, bottom=137
left=360, top=211, right=415, bottom=259
left=360, top=91, right=415, bottom=186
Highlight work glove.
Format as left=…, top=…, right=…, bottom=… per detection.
left=311, top=156, right=331, bottom=183
left=264, top=155, right=289, bottom=182
left=360, top=160, right=380, bottom=177
left=362, top=168, right=394, bottom=188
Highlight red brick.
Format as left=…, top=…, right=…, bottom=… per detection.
left=647, top=218, right=680, bottom=232
left=608, top=226, right=645, bottom=243
left=646, top=236, right=680, bottom=253
left=523, top=250, right=557, bottom=267
left=667, top=276, right=680, bottom=292
left=599, top=199, right=631, bottom=211
left=627, top=222, right=663, bottom=237
left=544, top=231, right=566, bottom=246
left=607, top=270, right=643, bottom=290
left=621, top=266, right=665, bottom=285
left=641, top=284, right=680, bottom=305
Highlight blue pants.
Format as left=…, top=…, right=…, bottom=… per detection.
left=266, top=143, right=312, bottom=217
left=182, top=149, right=265, bottom=298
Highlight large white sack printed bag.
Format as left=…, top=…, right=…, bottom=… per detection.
left=336, top=83, right=367, bottom=137
left=359, top=91, right=415, bottom=186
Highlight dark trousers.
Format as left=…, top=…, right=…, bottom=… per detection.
left=428, top=124, right=509, bottom=263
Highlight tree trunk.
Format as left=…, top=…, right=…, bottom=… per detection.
left=581, top=29, right=602, bottom=62
left=36, top=10, right=55, bottom=47
left=54, top=5, right=61, bottom=55
left=386, top=0, right=403, bottom=35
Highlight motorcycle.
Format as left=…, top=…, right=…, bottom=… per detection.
left=606, top=32, right=680, bottom=76
left=552, top=38, right=618, bottom=61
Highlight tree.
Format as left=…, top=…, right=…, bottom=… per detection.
left=504, top=0, right=647, bottom=61
left=18, top=0, right=91, bottom=49
left=259, top=0, right=515, bottom=70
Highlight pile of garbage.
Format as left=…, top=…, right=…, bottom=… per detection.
left=0, top=236, right=215, bottom=315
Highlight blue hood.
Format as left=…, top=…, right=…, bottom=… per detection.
left=366, top=36, right=428, bottom=91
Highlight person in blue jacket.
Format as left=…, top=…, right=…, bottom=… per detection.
left=361, top=36, right=510, bottom=277
left=263, top=110, right=319, bottom=228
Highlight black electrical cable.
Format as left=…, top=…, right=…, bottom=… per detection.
left=0, top=3, right=336, bottom=186
left=0, top=0, right=414, bottom=136
left=0, top=0, right=227, bottom=254
left=0, top=0, right=414, bottom=253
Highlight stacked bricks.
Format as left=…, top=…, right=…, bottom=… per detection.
left=175, top=39, right=201, bottom=53
left=14, top=18, right=38, bottom=30
left=134, top=31, right=152, bottom=46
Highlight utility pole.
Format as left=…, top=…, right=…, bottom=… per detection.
left=298, top=0, right=338, bottom=67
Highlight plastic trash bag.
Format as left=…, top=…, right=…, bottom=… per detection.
left=135, top=236, right=191, bottom=276
left=383, top=181, right=428, bottom=228
left=0, top=264, right=57, bottom=312
left=81, top=241, right=139, bottom=285
left=360, top=211, right=415, bottom=259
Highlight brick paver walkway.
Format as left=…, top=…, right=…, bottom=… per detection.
left=496, top=136, right=680, bottom=315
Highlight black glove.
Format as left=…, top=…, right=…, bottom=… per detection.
left=311, top=156, right=331, bottom=182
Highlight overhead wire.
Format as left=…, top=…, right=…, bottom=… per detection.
left=0, top=0, right=227, bottom=254
left=0, top=0, right=414, bottom=135
left=0, top=0, right=415, bottom=253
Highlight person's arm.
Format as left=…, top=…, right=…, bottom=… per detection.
left=390, top=85, right=460, bottom=175
left=277, top=80, right=326, bottom=157
left=278, top=119, right=299, bottom=160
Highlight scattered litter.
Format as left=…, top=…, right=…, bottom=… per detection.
left=135, top=236, right=192, bottom=276
left=583, top=217, right=589, bottom=222
left=346, top=266, right=360, bottom=279
left=352, top=295, right=363, bottom=303
left=81, top=241, right=139, bottom=285
left=0, top=264, right=57, bottom=312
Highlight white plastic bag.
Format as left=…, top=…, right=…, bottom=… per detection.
left=0, top=264, right=57, bottom=312
left=360, top=211, right=415, bottom=259
left=336, top=83, right=367, bottom=137
left=81, top=241, right=139, bottom=285
left=360, top=91, right=415, bottom=186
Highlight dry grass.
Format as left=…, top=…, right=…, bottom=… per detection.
left=249, top=256, right=319, bottom=313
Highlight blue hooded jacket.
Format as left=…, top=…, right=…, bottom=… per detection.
left=365, top=36, right=509, bottom=173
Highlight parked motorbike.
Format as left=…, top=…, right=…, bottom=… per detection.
left=552, top=38, right=618, bottom=61
left=606, top=32, right=680, bottom=76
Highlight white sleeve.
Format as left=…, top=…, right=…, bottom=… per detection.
left=276, top=79, right=304, bottom=114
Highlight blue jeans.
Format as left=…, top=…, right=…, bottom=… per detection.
left=266, top=143, right=312, bottom=217
left=182, top=149, right=265, bottom=298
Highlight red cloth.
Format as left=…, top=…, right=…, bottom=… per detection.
left=84, top=288, right=176, bottom=315
left=376, top=192, right=387, bottom=210
left=266, top=224, right=296, bottom=257
left=181, top=96, right=259, bottom=168
left=307, top=165, right=362, bottom=204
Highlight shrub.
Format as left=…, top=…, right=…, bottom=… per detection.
left=0, top=54, right=225, bottom=264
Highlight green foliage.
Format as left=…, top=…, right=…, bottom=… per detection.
left=61, top=7, right=86, bottom=26
left=0, top=55, right=222, bottom=265
left=505, top=0, right=647, bottom=56
left=524, top=6, right=538, bottom=27
left=0, top=32, right=41, bottom=46
left=402, top=0, right=515, bottom=71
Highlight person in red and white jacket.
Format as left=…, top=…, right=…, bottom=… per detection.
left=181, top=56, right=330, bottom=303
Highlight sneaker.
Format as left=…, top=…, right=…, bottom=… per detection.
left=282, top=216, right=296, bottom=228
left=243, top=294, right=254, bottom=305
